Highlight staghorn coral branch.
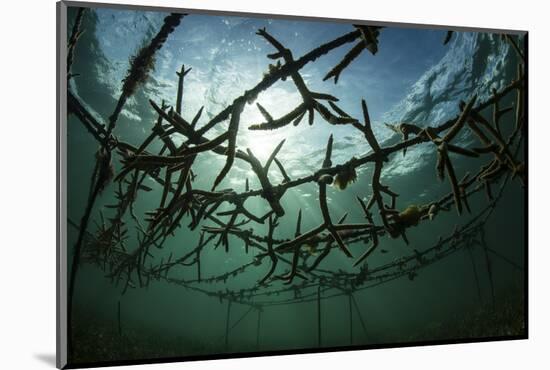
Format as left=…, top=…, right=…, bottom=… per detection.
left=75, top=152, right=516, bottom=302
left=249, top=103, right=308, bottom=130
left=504, top=34, right=525, bottom=63
left=446, top=143, right=479, bottom=158
left=442, top=94, right=477, bottom=143
left=467, top=106, right=518, bottom=173
left=460, top=173, right=472, bottom=214
left=180, top=162, right=505, bottom=290
left=515, top=63, right=525, bottom=131
left=197, top=29, right=361, bottom=137
left=110, top=15, right=183, bottom=128
left=353, top=196, right=380, bottom=266
left=120, top=131, right=230, bottom=172
left=246, top=148, right=285, bottom=217
left=212, top=98, right=246, bottom=190
left=69, top=18, right=525, bottom=303
left=175, top=64, right=192, bottom=114
left=250, top=29, right=356, bottom=131
left=440, top=144, right=463, bottom=215
left=67, top=90, right=105, bottom=142
left=323, top=25, right=382, bottom=83
left=356, top=25, right=382, bottom=54
left=264, top=139, right=286, bottom=173
left=191, top=106, right=204, bottom=129
left=491, top=88, right=502, bottom=135
left=361, top=99, right=382, bottom=155
left=108, top=13, right=184, bottom=139
left=150, top=100, right=194, bottom=139
left=314, top=101, right=359, bottom=125
left=67, top=7, right=86, bottom=79
left=259, top=215, right=279, bottom=285
left=328, top=101, right=352, bottom=118
left=424, top=128, right=467, bottom=214
left=256, top=27, right=313, bottom=100
left=319, top=182, right=353, bottom=258
left=71, top=73, right=524, bottom=243
left=273, top=158, right=291, bottom=183
left=78, top=176, right=500, bottom=298
left=295, top=209, right=303, bottom=237
left=220, top=72, right=519, bottom=233
left=256, top=102, right=274, bottom=122
left=323, top=41, right=365, bottom=84
left=323, top=134, right=334, bottom=168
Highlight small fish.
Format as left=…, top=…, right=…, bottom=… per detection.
left=380, top=249, right=388, bottom=254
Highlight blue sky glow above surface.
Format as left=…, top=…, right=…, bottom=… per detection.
left=72, top=9, right=513, bottom=183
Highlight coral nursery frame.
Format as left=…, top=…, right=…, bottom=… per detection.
left=57, top=1, right=528, bottom=368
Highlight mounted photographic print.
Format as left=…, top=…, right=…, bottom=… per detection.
left=56, top=1, right=527, bottom=368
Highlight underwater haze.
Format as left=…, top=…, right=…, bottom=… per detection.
left=65, top=5, right=526, bottom=366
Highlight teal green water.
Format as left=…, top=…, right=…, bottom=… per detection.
left=66, top=6, right=526, bottom=364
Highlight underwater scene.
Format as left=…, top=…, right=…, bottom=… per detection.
left=65, top=5, right=527, bottom=366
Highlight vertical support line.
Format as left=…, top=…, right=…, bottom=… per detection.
left=225, top=300, right=232, bottom=351
left=317, top=285, right=322, bottom=347
left=348, top=293, right=353, bottom=345
left=480, top=231, right=496, bottom=308
left=466, top=246, right=482, bottom=303
left=351, top=295, right=369, bottom=341
left=256, top=307, right=262, bottom=350
left=117, top=300, right=122, bottom=337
